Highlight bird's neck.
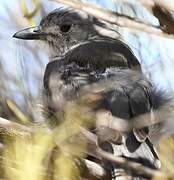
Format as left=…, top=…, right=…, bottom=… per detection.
left=49, top=35, right=116, bottom=59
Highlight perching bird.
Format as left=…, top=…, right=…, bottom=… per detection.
left=13, top=8, right=174, bottom=179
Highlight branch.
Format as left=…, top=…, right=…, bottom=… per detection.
left=139, top=0, right=174, bottom=12
left=0, top=117, right=32, bottom=137
left=139, top=0, right=174, bottom=34
left=51, top=0, right=174, bottom=38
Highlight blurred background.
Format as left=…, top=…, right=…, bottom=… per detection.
left=0, top=0, right=174, bottom=178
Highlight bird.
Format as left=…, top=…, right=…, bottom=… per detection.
left=13, top=8, right=174, bottom=179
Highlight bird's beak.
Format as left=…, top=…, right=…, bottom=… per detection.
left=13, top=26, right=42, bottom=40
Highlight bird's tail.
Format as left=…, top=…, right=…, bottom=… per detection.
left=133, top=88, right=174, bottom=144
left=99, top=138, right=160, bottom=179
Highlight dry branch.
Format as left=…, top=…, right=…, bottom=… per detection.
left=139, top=0, right=174, bottom=34
left=51, top=0, right=174, bottom=38
left=0, top=117, right=32, bottom=137
left=139, top=0, right=174, bottom=12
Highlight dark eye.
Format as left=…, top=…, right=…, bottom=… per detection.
left=60, top=24, right=71, bottom=33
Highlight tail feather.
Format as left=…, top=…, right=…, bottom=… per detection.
left=133, top=87, right=174, bottom=143
left=99, top=138, right=160, bottom=180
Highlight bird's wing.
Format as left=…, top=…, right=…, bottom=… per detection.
left=43, top=60, right=171, bottom=143
left=43, top=60, right=170, bottom=179
left=88, top=69, right=163, bottom=179
left=65, top=38, right=142, bottom=71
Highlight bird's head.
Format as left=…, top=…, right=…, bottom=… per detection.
left=13, top=8, right=108, bottom=57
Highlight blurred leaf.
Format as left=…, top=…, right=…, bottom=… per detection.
left=20, top=0, right=41, bottom=26
left=2, top=104, right=89, bottom=180
left=159, top=137, right=174, bottom=177
left=54, top=151, right=80, bottom=180
left=3, top=128, right=54, bottom=180
left=6, top=99, right=30, bottom=124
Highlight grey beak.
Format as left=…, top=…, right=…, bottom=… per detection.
left=13, top=26, right=42, bottom=40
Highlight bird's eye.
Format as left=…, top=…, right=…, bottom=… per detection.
left=60, top=24, right=71, bottom=33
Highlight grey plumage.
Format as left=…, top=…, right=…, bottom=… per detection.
left=43, top=53, right=163, bottom=179
left=13, top=8, right=174, bottom=179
